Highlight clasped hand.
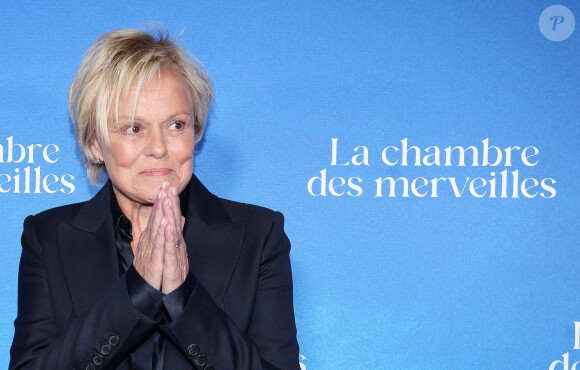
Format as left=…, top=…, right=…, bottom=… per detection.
left=133, top=182, right=188, bottom=294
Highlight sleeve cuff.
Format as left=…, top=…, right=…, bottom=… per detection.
left=126, top=264, right=164, bottom=320
left=162, top=272, right=195, bottom=321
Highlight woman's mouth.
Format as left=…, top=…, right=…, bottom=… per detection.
left=140, top=168, right=173, bottom=176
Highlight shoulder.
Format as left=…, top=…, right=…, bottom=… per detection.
left=24, top=201, right=87, bottom=239
left=32, top=201, right=86, bottom=223
left=189, top=175, right=286, bottom=235
left=216, top=197, right=290, bottom=258
left=23, top=182, right=111, bottom=239
left=219, top=197, right=281, bottom=223
left=218, top=197, right=285, bottom=233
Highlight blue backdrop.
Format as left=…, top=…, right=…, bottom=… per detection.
left=1, top=1, right=578, bottom=368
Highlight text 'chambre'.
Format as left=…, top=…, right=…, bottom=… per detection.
left=0, top=136, right=75, bottom=194
left=307, top=138, right=556, bottom=198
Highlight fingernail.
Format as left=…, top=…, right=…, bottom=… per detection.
left=157, top=191, right=161, bottom=199
left=161, top=218, right=166, bottom=226
left=171, top=225, right=174, bottom=233
left=169, top=199, right=173, bottom=208
left=161, top=181, right=167, bottom=189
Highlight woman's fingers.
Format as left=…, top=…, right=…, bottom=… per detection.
left=164, top=184, right=183, bottom=237
left=158, top=184, right=183, bottom=253
left=133, top=214, right=166, bottom=290
left=147, top=216, right=166, bottom=289
left=160, top=184, right=187, bottom=294
left=170, top=185, right=183, bottom=231
left=161, top=219, right=188, bottom=294
left=161, top=184, right=188, bottom=293
left=148, top=183, right=167, bottom=237
left=135, top=181, right=188, bottom=293
left=132, top=182, right=170, bottom=290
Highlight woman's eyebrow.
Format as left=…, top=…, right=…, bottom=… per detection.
left=167, top=112, right=192, bottom=119
left=116, top=112, right=192, bottom=121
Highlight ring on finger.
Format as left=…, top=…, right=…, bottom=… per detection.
left=175, top=240, right=181, bottom=248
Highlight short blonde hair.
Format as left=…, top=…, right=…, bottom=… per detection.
left=69, top=25, right=213, bottom=184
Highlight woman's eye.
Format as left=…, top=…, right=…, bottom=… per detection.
left=169, top=121, right=185, bottom=130
left=123, top=125, right=141, bottom=134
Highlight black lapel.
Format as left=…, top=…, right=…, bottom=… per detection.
left=184, top=175, right=246, bottom=307
left=58, top=182, right=118, bottom=316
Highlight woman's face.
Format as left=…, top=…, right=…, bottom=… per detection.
left=91, top=68, right=195, bottom=207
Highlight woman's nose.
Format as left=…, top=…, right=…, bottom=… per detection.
left=145, top=129, right=168, bottom=158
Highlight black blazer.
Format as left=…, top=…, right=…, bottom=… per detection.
left=10, top=175, right=299, bottom=369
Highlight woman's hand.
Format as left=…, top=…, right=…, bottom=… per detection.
left=133, top=181, right=189, bottom=293
left=159, top=183, right=189, bottom=294
left=132, top=184, right=167, bottom=290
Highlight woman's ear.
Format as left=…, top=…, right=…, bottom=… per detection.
left=89, top=138, right=104, bottom=162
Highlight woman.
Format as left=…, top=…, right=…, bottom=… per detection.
left=10, top=26, right=299, bottom=369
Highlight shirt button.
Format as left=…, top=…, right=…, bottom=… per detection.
left=93, top=355, right=103, bottom=365
left=85, top=364, right=96, bottom=370
left=100, top=344, right=111, bottom=355
left=194, top=355, right=207, bottom=367
left=108, top=335, right=120, bottom=347
left=187, top=344, right=200, bottom=356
